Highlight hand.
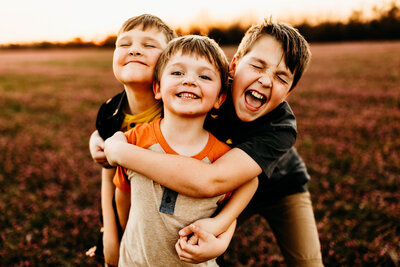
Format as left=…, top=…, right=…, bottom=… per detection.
left=104, top=131, right=127, bottom=166
left=179, top=217, right=222, bottom=243
left=175, top=224, right=231, bottom=263
left=89, top=130, right=109, bottom=167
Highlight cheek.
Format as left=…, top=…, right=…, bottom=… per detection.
left=150, top=51, right=162, bottom=64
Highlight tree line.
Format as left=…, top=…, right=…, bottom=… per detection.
left=2, top=1, right=399, bottom=49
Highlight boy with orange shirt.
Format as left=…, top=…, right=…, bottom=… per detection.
left=105, top=35, right=258, bottom=266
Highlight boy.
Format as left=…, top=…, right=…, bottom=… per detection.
left=103, top=19, right=324, bottom=266
left=86, top=14, right=176, bottom=266
left=105, top=35, right=258, bottom=266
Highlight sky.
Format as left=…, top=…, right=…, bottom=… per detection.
left=0, top=0, right=389, bottom=45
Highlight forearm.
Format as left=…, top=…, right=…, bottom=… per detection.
left=101, top=168, right=118, bottom=233
left=212, top=177, right=258, bottom=235
left=115, top=188, right=131, bottom=231
left=111, top=142, right=262, bottom=197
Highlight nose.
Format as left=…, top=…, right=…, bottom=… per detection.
left=182, top=75, right=196, bottom=86
left=129, top=46, right=142, bottom=56
left=258, top=73, right=272, bottom=88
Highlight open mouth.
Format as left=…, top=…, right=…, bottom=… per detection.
left=245, top=90, right=267, bottom=109
left=177, top=92, right=199, bottom=99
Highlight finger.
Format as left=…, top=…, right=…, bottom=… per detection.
left=179, top=255, right=197, bottom=263
left=190, top=224, right=211, bottom=242
left=179, top=224, right=195, bottom=237
left=188, top=234, right=198, bottom=245
left=175, top=239, right=194, bottom=259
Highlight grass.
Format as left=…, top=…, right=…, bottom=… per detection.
left=0, top=42, right=399, bottom=266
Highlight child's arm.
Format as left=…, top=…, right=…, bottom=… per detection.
left=105, top=132, right=262, bottom=197
left=187, top=177, right=258, bottom=238
left=115, top=187, right=131, bottom=231
left=175, top=221, right=236, bottom=264
left=101, top=168, right=120, bottom=267
left=174, top=177, right=257, bottom=264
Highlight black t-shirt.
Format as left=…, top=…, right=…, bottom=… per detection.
left=204, top=92, right=310, bottom=202
left=96, top=90, right=127, bottom=140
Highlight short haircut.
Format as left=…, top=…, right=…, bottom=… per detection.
left=154, top=35, right=230, bottom=95
left=234, top=18, right=311, bottom=91
left=118, top=14, right=176, bottom=43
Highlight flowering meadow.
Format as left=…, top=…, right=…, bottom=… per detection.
left=0, top=41, right=399, bottom=266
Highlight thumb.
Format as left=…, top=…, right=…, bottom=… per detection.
left=190, top=224, right=211, bottom=242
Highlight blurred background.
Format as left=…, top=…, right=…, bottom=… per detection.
left=0, top=0, right=399, bottom=266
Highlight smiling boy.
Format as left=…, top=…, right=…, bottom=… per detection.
left=103, top=19, right=323, bottom=266
left=87, top=14, right=175, bottom=266
left=105, top=35, right=258, bottom=266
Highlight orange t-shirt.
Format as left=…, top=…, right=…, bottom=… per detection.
left=113, top=118, right=231, bottom=198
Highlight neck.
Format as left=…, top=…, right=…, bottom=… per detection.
left=124, top=83, right=157, bottom=115
left=160, top=112, right=209, bottom=157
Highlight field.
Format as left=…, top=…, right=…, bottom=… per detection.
left=0, top=41, right=399, bottom=266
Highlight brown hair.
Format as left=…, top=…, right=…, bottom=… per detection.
left=154, top=35, right=229, bottom=95
left=118, top=14, right=176, bottom=43
left=235, top=18, right=311, bottom=91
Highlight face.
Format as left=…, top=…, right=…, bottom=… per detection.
left=154, top=52, right=225, bottom=118
left=230, top=35, right=294, bottom=122
left=113, top=26, right=168, bottom=86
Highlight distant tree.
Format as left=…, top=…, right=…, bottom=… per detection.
left=99, top=35, right=117, bottom=48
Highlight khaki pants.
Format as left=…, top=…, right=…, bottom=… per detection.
left=238, top=191, right=324, bottom=267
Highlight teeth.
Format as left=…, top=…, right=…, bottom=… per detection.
left=250, top=91, right=265, bottom=100
left=178, top=92, right=199, bottom=99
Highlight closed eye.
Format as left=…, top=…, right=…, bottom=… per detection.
left=277, top=75, right=288, bottom=84
left=251, top=64, right=263, bottom=70
left=144, top=43, right=156, bottom=48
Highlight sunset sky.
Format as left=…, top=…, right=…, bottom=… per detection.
left=0, top=0, right=389, bottom=45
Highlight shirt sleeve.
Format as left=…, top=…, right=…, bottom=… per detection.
left=112, top=128, right=137, bottom=192
left=113, top=166, right=131, bottom=193
left=236, top=127, right=296, bottom=178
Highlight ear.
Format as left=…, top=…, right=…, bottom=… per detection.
left=213, top=93, right=227, bottom=109
left=153, top=81, right=162, bottom=100
left=229, top=57, right=237, bottom=78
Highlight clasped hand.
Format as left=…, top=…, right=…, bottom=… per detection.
left=175, top=218, right=233, bottom=264
left=103, top=131, right=128, bottom=166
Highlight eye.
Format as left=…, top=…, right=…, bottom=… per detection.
left=171, top=71, right=183, bottom=76
left=118, top=43, right=130, bottom=47
left=200, top=75, right=212, bottom=80
left=277, top=75, right=288, bottom=84
left=251, top=64, right=263, bottom=70
left=144, top=43, right=156, bottom=48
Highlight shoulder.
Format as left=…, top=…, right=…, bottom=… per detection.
left=96, top=90, right=126, bottom=140
left=268, top=101, right=297, bottom=130
left=207, top=133, right=231, bottom=162
left=97, top=90, right=126, bottom=118
left=124, top=119, right=160, bottom=148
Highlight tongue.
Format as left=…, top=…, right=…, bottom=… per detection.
left=245, top=93, right=264, bottom=108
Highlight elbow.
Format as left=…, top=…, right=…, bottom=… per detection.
left=196, top=177, right=226, bottom=198
left=198, top=187, right=219, bottom=198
